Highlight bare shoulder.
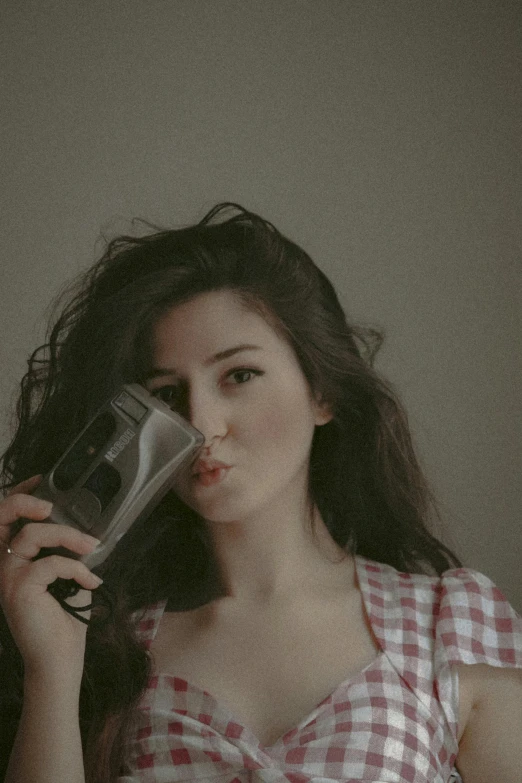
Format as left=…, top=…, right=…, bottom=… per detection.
left=456, top=663, right=522, bottom=783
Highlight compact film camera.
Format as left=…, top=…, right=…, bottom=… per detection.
left=29, top=383, right=204, bottom=571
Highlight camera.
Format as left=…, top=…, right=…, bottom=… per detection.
left=29, top=383, right=204, bottom=570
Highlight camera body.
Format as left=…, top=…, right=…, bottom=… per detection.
left=31, top=384, right=204, bottom=570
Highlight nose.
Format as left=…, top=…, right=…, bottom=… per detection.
left=187, top=387, right=228, bottom=447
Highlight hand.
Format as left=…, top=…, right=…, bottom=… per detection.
left=0, top=475, right=103, bottom=680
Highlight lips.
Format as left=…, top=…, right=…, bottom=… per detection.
left=191, top=458, right=232, bottom=487
left=192, top=458, right=231, bottom=476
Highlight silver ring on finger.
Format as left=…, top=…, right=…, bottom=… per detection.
left=5, top=544, right=33, bottom=561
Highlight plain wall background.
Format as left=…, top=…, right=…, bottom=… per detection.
left=1, top=1, right=521, bottom=610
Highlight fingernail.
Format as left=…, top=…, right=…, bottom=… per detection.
left=84, top=535, right=101, bottom=546
left=91, top=574, right=103, bottom=586
left=40, top=500, right=53, bottom=514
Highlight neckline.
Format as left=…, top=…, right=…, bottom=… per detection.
left=143, top=554, right=389, bottom=750
left=155, top=650, right=386, bottom=750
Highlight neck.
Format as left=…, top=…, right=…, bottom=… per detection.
left=205, top=495, right=350, bottom=609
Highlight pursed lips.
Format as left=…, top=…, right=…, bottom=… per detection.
left=192, top=458, right=231, bottom=476
left=191, top=458, right=232, bottom=486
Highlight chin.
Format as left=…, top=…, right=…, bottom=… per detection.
left=191, top=505, right=250, bottom=524
left=182, top=495, right=266, bottom=525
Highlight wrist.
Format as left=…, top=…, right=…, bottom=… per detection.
left=23, top=662, right=84, bottom=699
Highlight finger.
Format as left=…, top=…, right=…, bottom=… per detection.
left=65, top=584, right=95, bottom=609
left=25, top=555, right=103, bottom=592
left=6, top=475, right=43, bottom=497
left=6, top=522, right=100, bottom=561
left=0, top=494, right=53, bottom=532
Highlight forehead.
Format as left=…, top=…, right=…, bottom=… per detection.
left=151, top=289, right=290, bottom=365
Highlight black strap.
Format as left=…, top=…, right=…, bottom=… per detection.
left=48, top=577, right=101, bottom=625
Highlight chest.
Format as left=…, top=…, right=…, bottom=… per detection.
left=149, top=591, right=379, bottom=747
left=147, top=600, right=478, bottom=752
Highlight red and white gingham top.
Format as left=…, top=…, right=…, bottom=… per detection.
left=119, top=556, right=522, bottom=783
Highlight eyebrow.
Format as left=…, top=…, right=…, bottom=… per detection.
left=145, top=344, right=262, bottom=380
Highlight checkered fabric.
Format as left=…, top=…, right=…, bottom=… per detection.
left=118, top=556, right=522, bottom=782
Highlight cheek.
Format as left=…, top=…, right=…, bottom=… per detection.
left=241, top=390, right=315, bottom=451
left=249, top=404, right=286, bottom=439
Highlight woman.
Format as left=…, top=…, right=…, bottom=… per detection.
left=0, top=204, right=520, bottom=783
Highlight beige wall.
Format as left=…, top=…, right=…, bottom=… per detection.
left=1, top=1, right=520, bottom=610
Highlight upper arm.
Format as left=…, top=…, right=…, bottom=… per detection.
left=456, top=663, right=522, bottom=783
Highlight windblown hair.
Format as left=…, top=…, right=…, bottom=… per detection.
left=0, top=203, right=461, bottom=781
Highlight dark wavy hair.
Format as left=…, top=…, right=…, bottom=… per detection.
left=0, top=203, right=461, bottom=781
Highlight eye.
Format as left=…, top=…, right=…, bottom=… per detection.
left=151, top=384, right=181, bottom=407
left=225, top=368, right=263, bottom=385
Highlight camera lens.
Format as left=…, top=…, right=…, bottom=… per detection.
left=83, top=462, right=121, bottom=511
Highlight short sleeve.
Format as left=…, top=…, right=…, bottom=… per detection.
left=435, top=567, right=522, bottom=669
left=433, top=567, right=522, bottom=742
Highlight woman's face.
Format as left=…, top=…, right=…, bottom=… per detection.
left=146, top=289, right=331, bottom=524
